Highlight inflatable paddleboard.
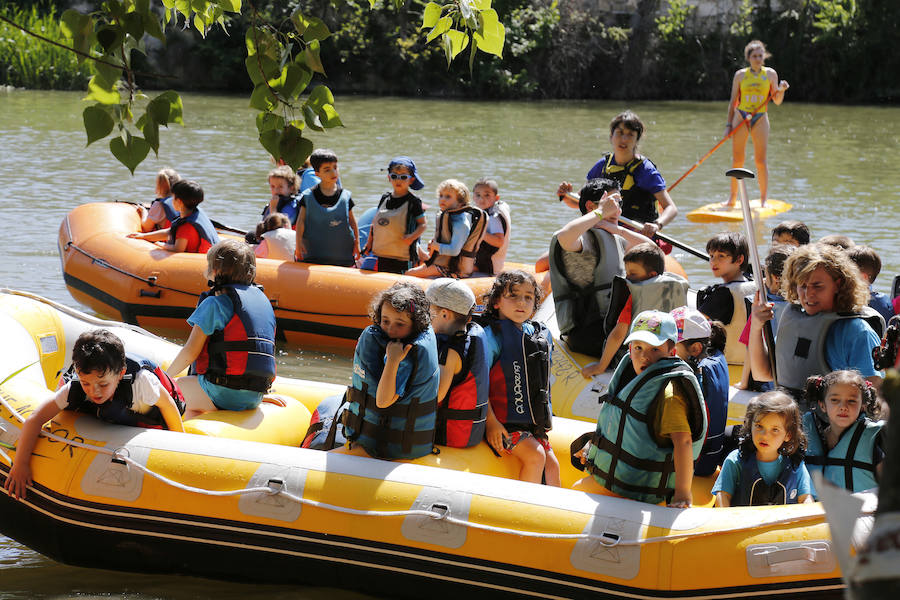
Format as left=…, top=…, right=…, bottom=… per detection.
left=686, top=198, right=792, bottom=223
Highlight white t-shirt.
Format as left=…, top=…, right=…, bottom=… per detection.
left=56, top=369, right=162, bottom=415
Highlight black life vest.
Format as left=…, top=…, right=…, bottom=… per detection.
left=733, top=452, right=805, bottom=506
left=598, top=152, right=659, bottom=223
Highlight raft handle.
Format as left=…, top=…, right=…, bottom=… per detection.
left=764, top=545, right=824, bottom=566
left=139, top=289, right=161, bottom=299
left=266, top=477, right=285, bottom=494
left=111, top=447, right=129, bottom=466
left=430, top=503, right=449, bottom=519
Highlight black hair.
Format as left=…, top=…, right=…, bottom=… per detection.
left=171, top=180, right=204, bottom=210
left=72, top=329, right=126, bottom=375
left=706, top=232, right=749, bottom=271
left=578, top=178, right=620, bottom=215
left=624, top=242, right=665, bottom=276
left=771, top=220, right=810, bottom=245
left=765, top=243, right=796, bottom=279
left=369, top=282, right=431, bottom=339
left=707, top=320, right=727, bottom=353
left=310, top=148, right=338, bottom=171
left=609, top=110, right=644, bottom=142
left=803, top=370, right=879, bottom=420
left=481, top=270, right=543, bottom=321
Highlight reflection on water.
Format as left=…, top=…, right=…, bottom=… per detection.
left=1, top=89, right=899, bottom=597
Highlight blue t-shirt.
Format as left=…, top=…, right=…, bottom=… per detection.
left=188, top=294, right=264, bottom=411
left=824, top=317, right=883, bottom=378
left=298, top=167, right=321, bottom=193
left=586, top=155, right=667, bottom=194
left=712, top=449, right=814, bottom=499
left=438, top=210, right=473, bottom=257
left=869, top=288, right=894, bottom=324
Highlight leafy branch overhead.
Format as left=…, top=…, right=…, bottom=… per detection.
left=50, top=0, right=506, bottom=173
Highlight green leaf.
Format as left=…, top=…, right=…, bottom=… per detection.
left=215, top=0, right=242, bottom=11
left=249, top=83, right=277, bottom=111
left=142, top=118, right=160, bottom=154
left=472, top=0, right=491, bottom=9
left=150, top=91, right=184, bottom=125
left=276, top=63, right=312, bottom=99
left=305, top=85, right=334, bottom=112
left=278, top=126, right=313, bottom=171
left=122, top=12, right=145, bottom=40
left=174, top=0, right=191, bottom=20
left=83, top=106, right=115, bottom=146
left=109, top=132, right=151, bottom=174
left=318, top=103, right=343, bottom=128
left=426, top=16, right=453, bottom=43
left=446, top=29, right=469, bottom=59
left=421, top=2, right=442, bottom=29
left=60, top=9, right=92, bottom=59
left=142, top=8, right=166, bottom=42
left=245, top=54, right=280, bottom=85
left=256, top=112, right=285, bottom=134
left=474, top=19, right=504, bottom=57
left=291, top=11, right=331, bottom=42
left=246, top=26, right=279, bottom=60
left=85, top=76, right=121, bottom=105
left=96, top=24, right=125, bottom=53
left=258, top=128, right=282, bottom=159
left=302, top=104, right=324, bottom=132
left=304, top=40, right=325, bottom=75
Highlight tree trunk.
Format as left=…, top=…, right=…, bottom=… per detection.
left=617, top=0, right=660, bottom=99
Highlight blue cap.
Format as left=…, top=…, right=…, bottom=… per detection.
left=388, top=156, right=424, bottom=191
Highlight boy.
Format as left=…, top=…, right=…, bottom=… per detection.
left=294, top=148, right=360, bottom=267
left=128, top=180, right=220, bottom=253
left=3, top=329, right=186, bottom=500
left=577, top=310, right=707, bottom=507
left=425, top=278, right=489, bottom=448
left=848, top=245, right=895, bottom=323
left=580, top=241, right=688, bottom=377
left=696, top=232, right=756, bottom=365
left=472, top=178, right=511, bottom=275
left=363, top=156, right=427, bottom=274
left=771, top=220, right=810, bottom=246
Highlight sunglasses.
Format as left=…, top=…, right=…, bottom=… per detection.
left=389, top=173, right=413, bottom=181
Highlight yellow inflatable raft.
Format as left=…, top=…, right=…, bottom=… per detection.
left=58, top=202, right=549, bottom=351
left=686, top=199, right=792, bottom=223
left=0, top=290, right=856, bottom=599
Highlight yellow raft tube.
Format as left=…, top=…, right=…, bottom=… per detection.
left=0, top=290, right=855, bottom=599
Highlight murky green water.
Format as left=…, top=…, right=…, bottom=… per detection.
left=1, top=89, right=899, bottom=598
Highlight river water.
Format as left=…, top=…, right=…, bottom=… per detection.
left=1, top=89, right=899, bottom=598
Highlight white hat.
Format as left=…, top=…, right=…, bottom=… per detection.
left=426, top=278, right=475, bottom=316
left=670, top=306, right=711, bottom=342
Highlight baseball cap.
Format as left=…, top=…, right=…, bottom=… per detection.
left=426, top=278, right=475, bottom=316
left=624, top=310, right=678, bottom=347
left=670, top=306, right=711, bottom=342
left=388, top=156, right=425, bottom=191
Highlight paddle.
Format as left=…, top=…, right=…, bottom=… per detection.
left=557, top=192, right=710, bottom=262
left=119, top=199, right=248, bottom=236
left=728, top=167, right=778, bottom=386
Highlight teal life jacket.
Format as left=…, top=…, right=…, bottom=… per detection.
left=300, top=187, right=355, bottom=266
left=802, top=411, right=883, bottom=492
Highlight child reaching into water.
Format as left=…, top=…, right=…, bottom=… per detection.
left=254, top=212, right=296, bottom=261
left=802, top=370, right=884, bottom=492
left=139, top=167, right=181, bottom=232
left=343, top=282, right=440, bottom=460
left=480, top=270, right=560, bottom=486
left=713, top=391, right=814, bottom=507
left=167, top=239, right=277, bottom=417
left=406, top=179, right=486, bottom=279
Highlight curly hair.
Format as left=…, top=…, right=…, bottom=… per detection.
left=207, top=239, right=256, bottom=286
left=780, top=243, right=869, bottom=312
left=268, top=165, right=300, bottom=194
left=803, top=370, right=880, bottom=420
left=369, top=282, right=431, bottom=339
left=437, top=179, right=470, bottom=207
left=738, top=391, right=806, bottom=465
left=481, top=270, right=543, bottom=321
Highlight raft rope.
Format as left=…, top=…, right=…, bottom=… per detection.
left=0, top=393, right=844, bottom=547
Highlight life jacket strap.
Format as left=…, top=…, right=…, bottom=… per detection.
left=203, top=372, right=273, bottom=393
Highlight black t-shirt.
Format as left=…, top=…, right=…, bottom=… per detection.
left=697, top=285, right=735, bottom=324
left=298, top=186, right=355, bottom=210
left=381, top=192, right=425, bottom=218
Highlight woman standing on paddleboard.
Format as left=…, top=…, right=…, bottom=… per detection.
left=725, top=40, right=789, bottom=209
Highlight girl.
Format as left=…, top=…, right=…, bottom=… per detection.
left=481, top=270, right=560, bottom=486
left=724, top=40, right=790, bottom=209
left=167, top=239, right=277, bottom=417
left=748, top=243, right=884, bottom=402
left=254, top=212, right=295, bottom=261
left=262, top=165, right=301, bottom=226
left=406, top=179, right=485, bottom=279
left=139, top=167, right=181, bottom=232
left=713, top=391, right=814, bottom=507
left=343, top=282, right=440, bottom=460
left=803, top=370, right=885, bottom=492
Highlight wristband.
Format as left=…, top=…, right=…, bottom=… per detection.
left=593, top=208, right=604, bottom=218
left=653, top=219, right=664, bottom=230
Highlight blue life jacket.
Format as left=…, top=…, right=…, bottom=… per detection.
left=302, top=392, right=349, bottom=450
left=344, top=325, right=439, bottom=459
left=194, top=284, right=277, bottom=393
left=262, top=194, right=300, bottom=226
left=486, top=319, right=553, bottom=432
left=803, top=411, right=882, bottom=492
left=733, top=453, right=805, bottom=506
left=300, top=187, right=354, bottom=266
left=694, top=350, right=730, bottom=476
left=64, top=353, right=185, bottom=429
left=151, top=196, right=179, bottom=228
left=435, top=321, right=489, bottom=448
left=586, top=354, right=706, bottom=504
left=168, top=208, right=220, bottom=253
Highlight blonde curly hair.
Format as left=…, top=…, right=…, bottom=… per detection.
left=781, top=243, right=869, bottom=312
left=436, top=179, right=470, bottom=207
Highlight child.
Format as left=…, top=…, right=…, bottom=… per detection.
left=297, top=156, right=321, bottom=193
left=819, top=234, right=855, bottom=250
left=581, top=241, right=688, bottom=377
left=697, top=232, right=757, bottom=365
left=128, top=180, right=220, bottom=254
left=426, top=278, right=489, bottom=448
left=254, top=212, right=296, bottom=261
left=261, top=165, right=301, bottom=226
left=472, top=178, right=511, bottom=275
left=3, top=329, right=185, bottom=500
left=713, top=391, right=814, bottom=506
left=294, top=148, right=360, bottom=267
left=480, top=270, right=560, bottom=486
left=847, top=245, right=895, bottom=324
left=167, top=239, right=277, bottom=417
left=670, top=307, right=730, bottom=476
left=771, top=220, right=810, bottom=246
left=748, top=243, right=884, bottom=401
left=362, top=156, right=427, bottom=274
left=579, top=310, right=706, bottom=507
left=802, top=370, right=884, bottom=492
left=343, top=282, right=440, bottom=459
left=139, top=167, right=181, bottom=232
left=407, top=179, right=486, bottom=279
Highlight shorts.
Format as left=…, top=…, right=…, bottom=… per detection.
left=374, top=256, right=409, bottom=274
left=737, top=109, right=765, bottom=128
left=503, top=429, right=552, bottom=454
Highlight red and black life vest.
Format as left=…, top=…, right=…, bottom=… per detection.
left=435, top=322, right=489, bottom=448
left=168, top=208, right=220, bottom=253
